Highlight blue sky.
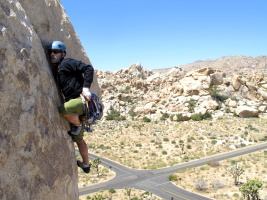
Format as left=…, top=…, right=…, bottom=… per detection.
left=60, top=0, right=267, bottom=72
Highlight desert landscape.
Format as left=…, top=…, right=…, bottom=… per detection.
left=79, top=115, right=267, bottom=200
left=77, top=114, right=267, bottom=200
left=78, top=56, right=267, bottom=200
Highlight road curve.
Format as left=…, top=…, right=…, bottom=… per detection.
left=79, top=143, right=267, bottom=200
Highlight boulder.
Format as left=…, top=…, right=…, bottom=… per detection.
left=235, top=106, right=259, bottom=117
left=232, top=75, right=243, bottom=90
left=210, top=72, right=223, bottom=86
left=0, top=1, right=100, bottom=200
left=201, top=100, right=219, bottom=110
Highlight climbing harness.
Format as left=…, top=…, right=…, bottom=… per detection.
left=80, top=93, right=103, bottom=132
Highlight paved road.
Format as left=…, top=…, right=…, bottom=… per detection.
left=79, top=143, right=267, bottom=200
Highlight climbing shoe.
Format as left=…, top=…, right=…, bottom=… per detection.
left=77, top=160, right=91, bottom=174
left=67, top=125, right=83, bottom=136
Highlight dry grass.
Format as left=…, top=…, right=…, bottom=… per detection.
left=171, top=151, right=267, bottom=200
left=78, top=114, right=267, bottom=200
left=79, top=188, right=163, bottom=200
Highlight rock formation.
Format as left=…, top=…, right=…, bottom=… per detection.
left=98, top=56, right=267, bottom=121
left=0, top=1, right=100, bottom=200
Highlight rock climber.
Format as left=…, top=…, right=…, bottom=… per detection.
left=48, top=41, right=93, bottom=173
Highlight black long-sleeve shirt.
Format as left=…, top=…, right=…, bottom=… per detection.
left=57, top=58, right=94, bottom=102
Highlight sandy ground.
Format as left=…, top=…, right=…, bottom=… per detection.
left=78, top=114, right=267, bottom=200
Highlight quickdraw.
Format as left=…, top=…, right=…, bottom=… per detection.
left=80, top=93, right=103, bottom=132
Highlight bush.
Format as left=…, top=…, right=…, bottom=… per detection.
left=160, top=112, right=169, bottom=121
left=109, top=188, right=116, bottom=194
left=119, top=96, right=133, bottom=103
left=184, top=99, right=197, bottom=112
left=162, top=151, right=168, bottom=155
left=106, top=106, right=126, bottom=121
left=163, top=137, right=169, bottom=142
left=211, top=140, right=217, bottom=145
left=208, top=85, right=229, bottom=102
left=203, top=111, right=212, bottom=119
left=211, top=180, right=226, bottom=189
left=191, top=113, right=203, bottom=121
left=143, top=116, right=151, bottom=122
left=191, top=111, right=212, bottom=121
left=128, top=107, right=138, bottom=118
left=176, top=113, right=183, bottom=121
left=169, top=174, right=178, bottom=181
left=208, top=160, right=220, bottom=167
left=195, top=179, right=207, bottom=191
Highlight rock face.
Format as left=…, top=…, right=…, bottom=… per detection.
left=0, top=1, right=100, bottom=200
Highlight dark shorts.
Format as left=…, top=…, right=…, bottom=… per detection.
left=71, top=129, right=84, bottom=142
left=59, top=98, right=85, bottom=142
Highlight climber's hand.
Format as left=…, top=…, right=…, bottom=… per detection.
left=82, top=87, right=91, bottom=101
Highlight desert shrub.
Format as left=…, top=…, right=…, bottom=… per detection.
left=119, top=86, right=131, bottom=94
left=211, top=180, right=226, bottom=188
left=169, top=174, right=178, bottom=181
left=136, top=143, right=142, bottom=147
left=245, top=124, right=260, bottom=132
left=175, top=113, right=183, bottom=122
left=211, top=140, right=217, bottom=145
left=106, top=106, right=126, bottom=121
left=160, top=112, right=169, bottom=120
left=200, top=166, right=209, bottom=170
left=182, top=156, right=190, bottom=162
left=163, top=137, right=169, bottom=142
left=119, top=96, right=133, bottom=103
left=203, top=111, right=212, bottom=119
left=184, top=99, right=197, bottom=112
left=208, top=85, right=229, bottom=102
left=191, top=113, right=203, bottom=121
left=162, top=151, right=168, bottom=155
left=143, top=116, right=151, bottom=122
left=151, top=152, right=157, bottom=156
left=208, top=160, right=220, bottom=167
left=128, top=107, right=138, bottom=118
left=195, top=179, right=207, bottom=191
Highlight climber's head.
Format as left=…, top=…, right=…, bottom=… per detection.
left=48, top=41, right=66, bottom=64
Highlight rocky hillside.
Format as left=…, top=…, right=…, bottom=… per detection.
left=97, top=56, right=267, bottom=121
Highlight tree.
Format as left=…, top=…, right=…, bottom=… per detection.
left=226, top=163, right=244, bottom=185
left=124, top=187, right=132, bottom=200
left=179, top=140, right=185, bottom=154
left=92, top=158, right=102, bottom=177
left=239, top=179, right=263, bottom=200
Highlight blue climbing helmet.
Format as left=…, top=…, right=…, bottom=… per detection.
left=49, top=41, right=66, bottom=52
